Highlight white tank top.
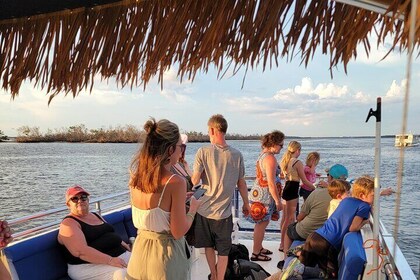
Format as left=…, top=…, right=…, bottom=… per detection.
left=131, top=174, right=175, bottom=233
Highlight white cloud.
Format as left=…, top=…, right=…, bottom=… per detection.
left=223, top=77, right=371, bottom=127
left=384, top=79, right=406, bottom=102
left=355, top=35, right=402, bottom=65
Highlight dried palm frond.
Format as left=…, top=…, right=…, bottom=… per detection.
left=0, top=0, right=419, bottom=103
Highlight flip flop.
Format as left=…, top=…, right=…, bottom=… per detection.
left=277, top=260, right=285, bottom=269
left=260, top=248, right=273, bottom=255
left=251, top=252, right=272, bottom=261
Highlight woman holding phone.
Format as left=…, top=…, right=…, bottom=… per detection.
left=127, top=118, right=202, bottom=280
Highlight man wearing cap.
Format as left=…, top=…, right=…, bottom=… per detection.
left=279, top=164, right=348, bottom=269
left=58, top=185, right=131, bottom=280
left=325, top=165, right=394, bottom=196
left=325, top=164, right=348, bottom=180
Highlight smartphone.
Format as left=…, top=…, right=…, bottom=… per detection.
left=186, top=188, right=206, bottom=205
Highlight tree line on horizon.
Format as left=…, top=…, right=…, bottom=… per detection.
left=1, top=125, right=261, bottom=143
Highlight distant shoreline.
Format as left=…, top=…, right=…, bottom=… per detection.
left=0, top=135, right=397, bottom=143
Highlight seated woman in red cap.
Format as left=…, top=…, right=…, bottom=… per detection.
left=58, top=185, right=131, bottom=280
left=246, top=130, right=284, bottom=261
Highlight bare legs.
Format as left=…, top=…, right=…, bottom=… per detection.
left=253, top=220, right=269, bottom=254
left=283, top=230, right=293, bottom=260
left=279, top=200, right=286, bottom=251
left=280, top=198, right=298, bottom=253
left=205, top=248, right=228, bottom=280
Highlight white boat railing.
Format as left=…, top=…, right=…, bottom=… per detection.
left=7, top=191, right=130, bottom=240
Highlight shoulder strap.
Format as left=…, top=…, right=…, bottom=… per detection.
left=92, top=212, right=105, bottom=222
left=158, top=174, right=176, bottom=207
left=292, top=159, right=300, bottom=167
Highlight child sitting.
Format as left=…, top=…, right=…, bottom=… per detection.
left=299, top=176, right=374, bottom=278
left=299, top=152, right=320, bottom=201
left=327, top=179, right=351, bottom=218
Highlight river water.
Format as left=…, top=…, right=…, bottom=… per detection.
left=0, top=138, right=419, bottom=274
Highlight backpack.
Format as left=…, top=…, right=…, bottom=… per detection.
left=225, top=244, right=270, bottom=279
left=231, top=259, right=271, bottom=280
left=229, top=244, right=249, bottom=263
left=225, top=243, right=250, bottom=279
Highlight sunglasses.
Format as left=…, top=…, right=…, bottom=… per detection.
left=176, top=144, right=186, bottom=153
left=69, top=194, right=89, bottom=203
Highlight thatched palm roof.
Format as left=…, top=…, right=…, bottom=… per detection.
left=0, top=0, right=419, bottom=103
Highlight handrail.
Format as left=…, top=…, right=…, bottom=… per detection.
left=8, top=190, right=130, bottom=242
left=379, top=220, right=416, bottom=279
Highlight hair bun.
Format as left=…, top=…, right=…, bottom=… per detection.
left=144, top=118, right=157, bottom=134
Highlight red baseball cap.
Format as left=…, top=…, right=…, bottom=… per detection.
left=66, top=185, right=90, bottom=202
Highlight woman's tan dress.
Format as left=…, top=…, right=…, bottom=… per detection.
left=126, top=175, right=191, bottom=280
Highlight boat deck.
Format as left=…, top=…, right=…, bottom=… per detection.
left=191, top=239, right=282, bottom=279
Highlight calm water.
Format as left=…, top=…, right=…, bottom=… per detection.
left=1, top=138, right=419, bottom=274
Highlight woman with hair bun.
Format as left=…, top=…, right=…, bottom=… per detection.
left=126, top=118, right=201, bottom=280
left=247, top=130, right=284, bottom=262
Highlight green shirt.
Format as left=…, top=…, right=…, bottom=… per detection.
left=296, top=187, right=332, bottom=238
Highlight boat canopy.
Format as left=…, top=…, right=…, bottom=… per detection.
left=0, top=0, right=419, bottom=102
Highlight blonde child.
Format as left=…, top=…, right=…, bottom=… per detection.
left=327, top=179, right=351, bottom=217
left=299, top=152, right=320, bottom=201
left=299, top=176, right=374, bottom=278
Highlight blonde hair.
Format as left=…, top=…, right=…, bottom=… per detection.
left=328, top=179, right=351, bottom=199
left=129, top=118, right=180, bottom=193
left=261, top=130, right=285, bottom=149
left=208, top=114, right=228, bottom=134
left=352, top=176, right=374, bottom=199
left=306, top=152, right=320, bottom=166
left=280, top=141, right=301, bottom=173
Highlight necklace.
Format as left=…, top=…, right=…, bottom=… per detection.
left=214, top=143, right=228, bottom=149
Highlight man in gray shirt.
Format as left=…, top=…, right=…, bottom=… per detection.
left=192, top=114, right=250, bottom=280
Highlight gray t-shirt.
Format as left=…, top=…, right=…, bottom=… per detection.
left=296, top=187, right=332, bottom=238
left=193, top=144, right=245, bottom=219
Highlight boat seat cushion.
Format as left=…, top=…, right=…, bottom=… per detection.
left=3, top=207, right=135, bottom=280
left=338, top=231, right=366, bottom=280
left=283, top=233, right=366, bottom=280
left=3, top=229, right=70, bottom=280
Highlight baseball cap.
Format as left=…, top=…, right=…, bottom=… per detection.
left=66, top=185, right=90, bottom=202
left=325, top=164, right=348, bottom=179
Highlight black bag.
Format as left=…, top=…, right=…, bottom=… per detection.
left=225, top=243, right=250, bottom=279
left=231, top=259, right=271, bottom=280
left=229, top=243, right=249, bottom=263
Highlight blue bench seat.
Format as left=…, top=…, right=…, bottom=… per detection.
left=282, top=232, right=366, bottom=280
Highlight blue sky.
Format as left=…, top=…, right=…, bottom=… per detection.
left=1, top=39, right=419, bottom=137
